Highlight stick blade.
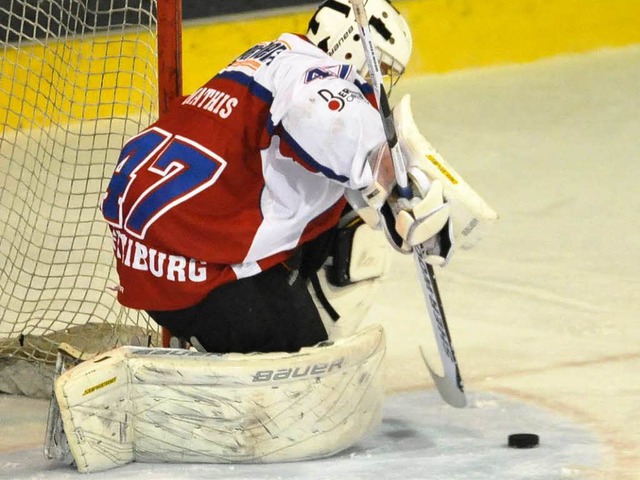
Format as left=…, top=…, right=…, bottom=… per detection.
left=419, top=346, right=467, bottom=408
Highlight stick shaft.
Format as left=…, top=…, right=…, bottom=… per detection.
left=348, top=0, right=466, bottom=407
left=349, top=0, right=410, bottom=196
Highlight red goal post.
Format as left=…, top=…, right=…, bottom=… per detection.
left=0, top=0, right=182, bottom=396
left=158, top=0, right=184, bottom=116
left=157, top=0, right=183, bottom=348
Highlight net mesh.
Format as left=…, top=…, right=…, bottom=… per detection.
left=0, top=0, right=162, bottom=396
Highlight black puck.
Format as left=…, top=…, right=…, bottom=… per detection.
left=508, top=433, right=539, bottom=448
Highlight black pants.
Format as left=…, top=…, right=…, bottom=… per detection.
left=147, top=264, right=328, bottom=354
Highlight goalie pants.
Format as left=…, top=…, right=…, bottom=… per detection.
left=147, top=263, right=328, bottom=354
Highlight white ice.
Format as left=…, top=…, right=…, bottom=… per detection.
left=1, top=44, right=639, bottom=479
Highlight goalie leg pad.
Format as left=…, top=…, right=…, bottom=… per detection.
left=327, top=222, right=389, bottom=286
left=53, top=326, right=386, bottom=472
left=315, top=221, right=389, bottom=339
left=44, top=343, right=90, bottom=465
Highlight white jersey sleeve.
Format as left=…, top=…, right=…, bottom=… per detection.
left=267, top=35, right=386, bottom=191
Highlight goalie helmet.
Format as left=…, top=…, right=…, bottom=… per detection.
left=307, top=0, right=412, bottom=83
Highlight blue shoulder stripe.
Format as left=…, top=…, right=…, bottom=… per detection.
left=279, top=127, right=349, bottom=184
left=354, top=78, right=374, bottom=97
left=216, top=70, right=273, bottom=104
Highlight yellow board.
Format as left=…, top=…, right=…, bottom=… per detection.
left=2, top=0, right=639, bottom=130
left=0, top=31, right=156, bottom=131
left=182, top=0, right=640, bottom=89
left=400, top=0, right=640, bottom=75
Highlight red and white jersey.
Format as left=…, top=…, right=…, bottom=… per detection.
left=100, top=33, right=385, bottom=311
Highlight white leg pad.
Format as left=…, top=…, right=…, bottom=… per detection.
left=54, top=325, right=386, bottom=473
left=312, top=269, right=386, bottom=341
left=311, top=225, right=389, bottom=340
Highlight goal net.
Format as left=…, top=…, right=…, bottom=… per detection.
left=0, top=0, right=181, bottom=397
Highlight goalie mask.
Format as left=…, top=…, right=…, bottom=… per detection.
left=307, top=0, right=412, bottom=89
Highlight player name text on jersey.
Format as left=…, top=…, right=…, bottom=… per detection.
left=111, top=229, right=207, bottom=285
left=181, top=87, right=238, bottom=118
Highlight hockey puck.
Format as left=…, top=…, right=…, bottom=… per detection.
left=508, top=433, right=539, bottom=449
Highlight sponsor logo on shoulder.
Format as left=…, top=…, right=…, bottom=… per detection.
left=317, top=87, right=364, bottom=111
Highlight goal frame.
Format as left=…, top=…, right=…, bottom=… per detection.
left=0, top=0, right=184, bottom=394
left=156, top=0, right=184, bottom=348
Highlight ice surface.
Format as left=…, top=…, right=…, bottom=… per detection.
left=0, top=391, right=602, bottom=479
left=1, top=44, right=639, bottom=479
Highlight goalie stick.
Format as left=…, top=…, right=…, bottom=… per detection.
left=348, top=0, right=466, bottom=407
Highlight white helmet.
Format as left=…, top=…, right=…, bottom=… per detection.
left=307, top=0, right=412, bottom=81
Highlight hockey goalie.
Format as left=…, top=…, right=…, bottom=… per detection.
left=45, top=0, right=497, bottom=472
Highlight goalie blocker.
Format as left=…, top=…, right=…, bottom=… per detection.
left=46, top=325, right=386, bottom=473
